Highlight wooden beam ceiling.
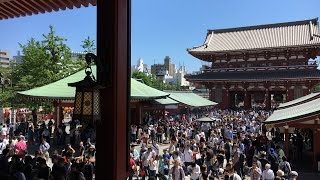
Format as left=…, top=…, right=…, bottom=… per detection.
left=0, top=0, right=96, bottom=20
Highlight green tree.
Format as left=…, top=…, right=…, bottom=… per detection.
left=131, top=71, right=182, bottom=91
left=8, top=26, right=87, bottom=107
left=81, top=36, right=96, bottom=53
left=131, top=71, right=155, bottom=86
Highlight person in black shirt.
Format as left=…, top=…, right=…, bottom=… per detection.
left=82, top=156, right=94, bottom=180
left=37, top=158, right=50, bottom=180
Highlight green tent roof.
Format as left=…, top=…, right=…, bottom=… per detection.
left=18, top=66, right=169, bottom=100
left=166, top=91, right=217, bottom=107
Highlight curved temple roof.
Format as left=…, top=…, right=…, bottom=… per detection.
left=187, top=18, right=320, bottom=59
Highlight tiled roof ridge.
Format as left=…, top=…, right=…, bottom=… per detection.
left=208, top=18, right=318, bottom=34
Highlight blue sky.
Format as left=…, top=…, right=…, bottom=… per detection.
left=0, top=0, right=320, bottom=72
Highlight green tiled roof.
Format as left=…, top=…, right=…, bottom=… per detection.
left=277, top=92, right=320, bottom=109
left=265, top=97, right=320, bottom=124
left=18, top=66, right=169, bottom=100
left=152, top=98, right=179, bottom=105
left=131, top=79, right=169, bottom=99
left=166, top=91, right=217, bottom=107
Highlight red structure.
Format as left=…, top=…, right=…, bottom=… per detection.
left=186, top=19, right=320, bottom=110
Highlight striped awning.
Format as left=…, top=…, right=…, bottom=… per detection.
left=0, top=0, right=96, bottom=20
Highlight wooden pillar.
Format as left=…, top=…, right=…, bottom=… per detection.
left=244, top=90, right=251, bottom=109
left=265, top=90, right=271, bottom=110
left=229, top=92, right=235, bottom=108
left=284, top=127, right=289, bottom=159
left=286, top=89, right=294, bottom=102
left=221, top=89, right=229, bottom=109
left=163, top=107, right=166, bottom=120
left=137, top=103, right=143, bottom=124
left=313, top=125, right=320, bottom=170
left=209, top=87, right=215, bottom=102
left=53, top=101, right=58, bottom=128
left=96, top=0, right=130, bottom=179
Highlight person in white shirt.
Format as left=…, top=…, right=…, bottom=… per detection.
left=149, top=155, right=159, bottom=178
left=0, top=139, right=6, bottom=154
left=152, top=142, right=160, bottom=155
left=3, top=135, right=9, bottom=146
left=39, top=138, right=50, bottom=161
left=183, top=145, right=193, bottom=167
left=187, top=162, right=201, bottom=180
left=262, top=163, right=274, bottom=180
left=250, top=162, right=262, bottom=180
left=223, top=163, right=242, bottom=180
left=169, top=159, right=185, bottom=180
left=1, top=125, right=7, bottom=139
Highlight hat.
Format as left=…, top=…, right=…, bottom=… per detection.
left=89, top=145, right=95, bottom=149
left=265, top=163, right=271, bottom=169
left=260, top=151, right=267, bottom=156
left=290, top=171, right=298, bottom=176
left=276, top=170, right=285, bottom=177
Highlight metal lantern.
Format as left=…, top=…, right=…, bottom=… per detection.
left=68, top=53, right=103, bottom=124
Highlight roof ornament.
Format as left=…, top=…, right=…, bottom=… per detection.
left=309, top=20, right=314, bottom=41
left=205, top=31, right=214, bottom=48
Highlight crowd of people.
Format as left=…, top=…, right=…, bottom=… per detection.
left=0, top=119, right=96, bottom=180
left=128, top=109, right=301, bottom=180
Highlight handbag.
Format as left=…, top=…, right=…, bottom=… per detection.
left=139, top=167, right=146, bottom=177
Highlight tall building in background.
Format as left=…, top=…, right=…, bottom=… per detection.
left=151, top=56, right=176, bottom=77
left=164, top=56, right=176, bottom=76
left=0, top=50, right=10, bottom=67
left=131, top=58, right=149, bottom=75
left=12, top=51, right=23, bottom=64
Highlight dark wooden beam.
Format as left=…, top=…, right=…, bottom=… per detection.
left=35, top=1, right=53, bottom=12
left=0, top=8, right=9, bottom=19
left=44, top=0, right=61, bottom=11
left=27, top=0, right=46, bottom=13
left=60, top=0, right=74, bottom=9
left=5, top=1, right=28, bottom=16
left=81, top=0, right=90, bottom=7
left=96, top=0, right=130, bottom=179
left=10, top=0, right=35, bottom=15
left=70, top=0, right=82, bottom=8
left=0, top=4, right=19, bottom=18
left=18, top=0, right=39, bottom=15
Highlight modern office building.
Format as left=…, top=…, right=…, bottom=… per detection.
left=0, top=50, right=10, bottom=67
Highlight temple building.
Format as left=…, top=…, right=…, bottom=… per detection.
left=186, top=18, right=320, bottom=110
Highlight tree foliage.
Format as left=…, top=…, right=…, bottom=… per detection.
left=13, top=26, right=86, bottom=91
left=131, top=71, right=180, bottom=91
left=0, top=26, right=87, bottom=107
left=81, top=36, right=96, bottom=53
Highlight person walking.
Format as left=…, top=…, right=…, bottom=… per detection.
left=169, top=159, right=185, bottom=180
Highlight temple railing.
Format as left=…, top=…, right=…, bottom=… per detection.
left=202, top=65, right=318, bottom=72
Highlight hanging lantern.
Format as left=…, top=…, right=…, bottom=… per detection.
left=68, top=53, right=104, bottom=125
